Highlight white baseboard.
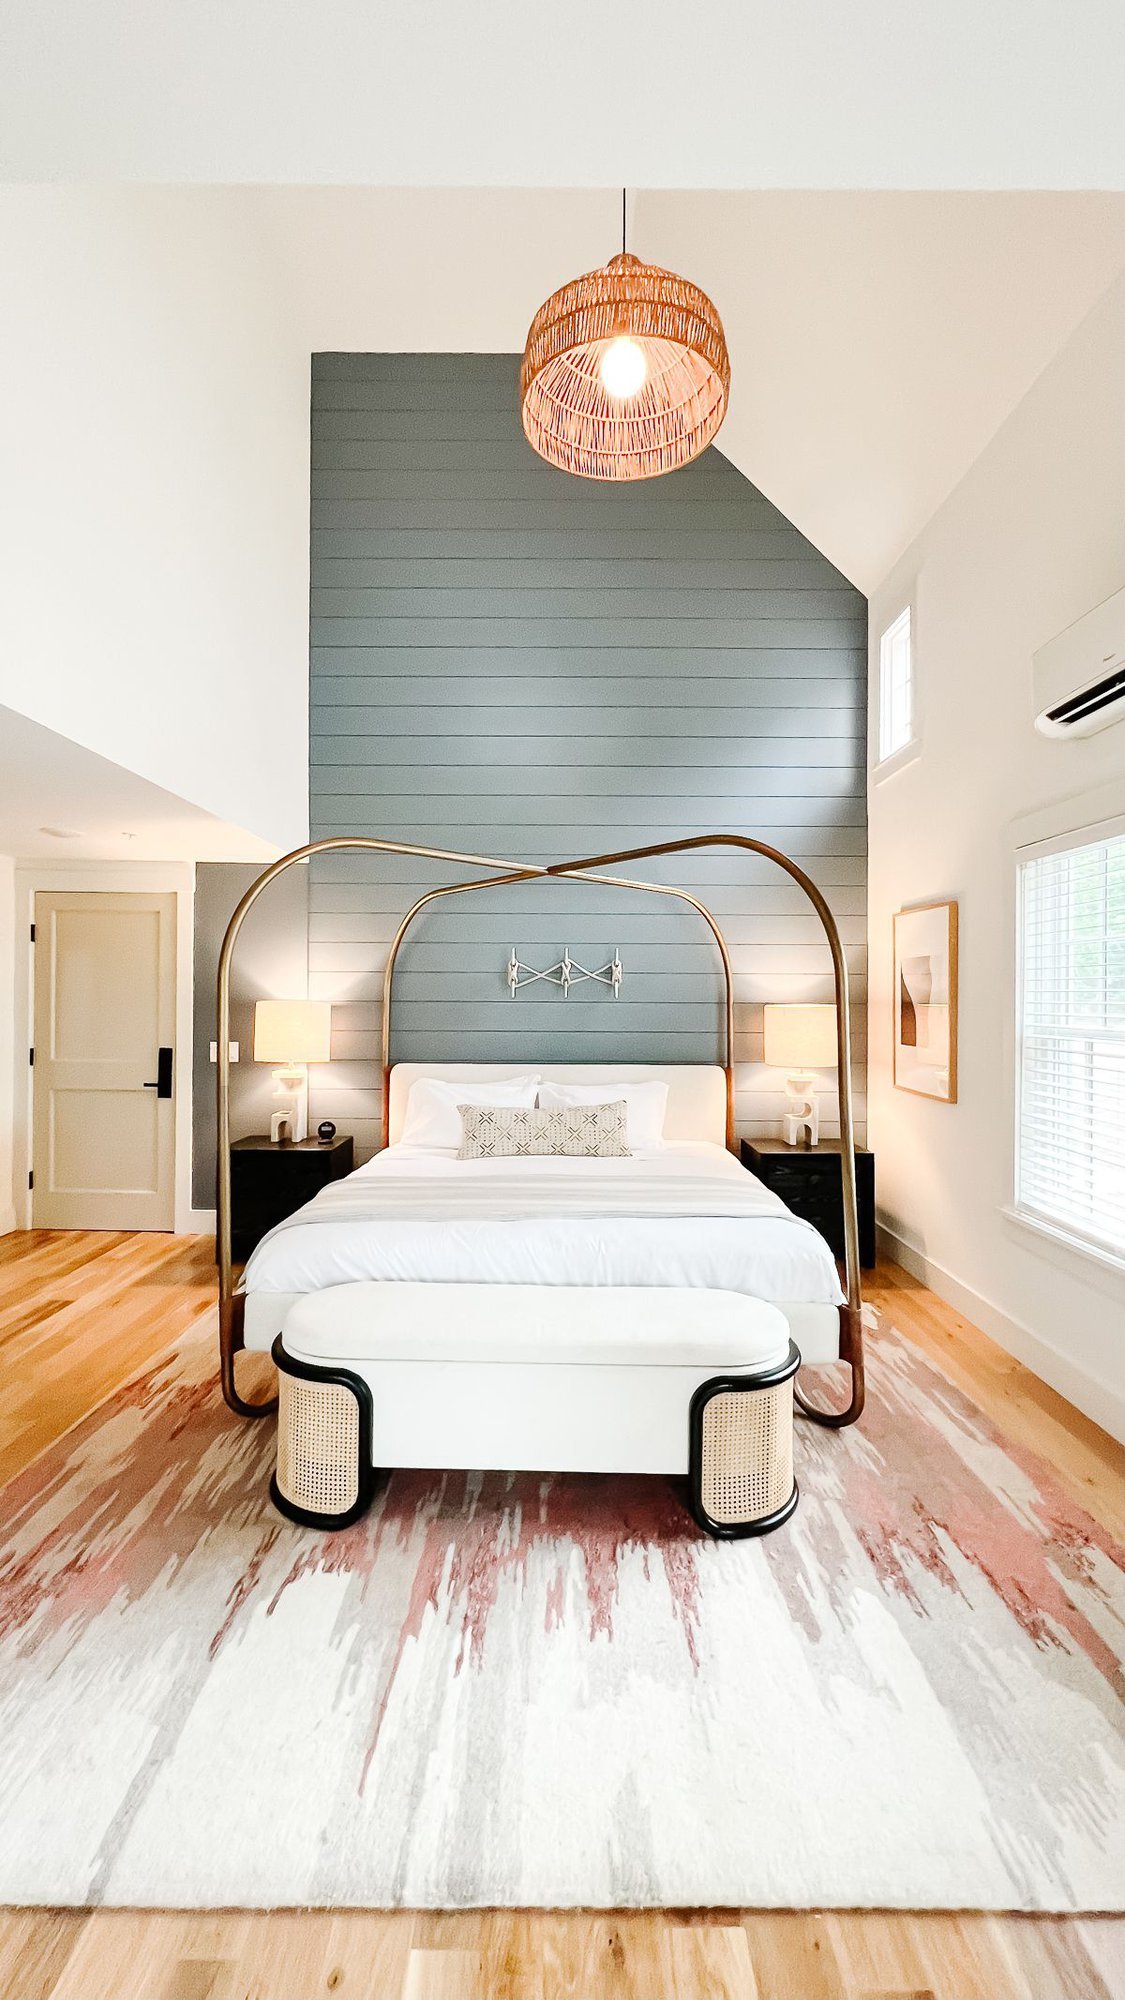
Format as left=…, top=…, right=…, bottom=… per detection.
left=4, top=1205, right=214, bottom=1238
left=877, top=1223, right=1125, bottom=1446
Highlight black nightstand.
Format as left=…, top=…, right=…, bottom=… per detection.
left=228, top=1134, right=354, bottom=1263
left=740, top=1138, right=876, bottom=1270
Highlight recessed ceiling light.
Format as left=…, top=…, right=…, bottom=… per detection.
left=39, top=825, right=84, bottom=839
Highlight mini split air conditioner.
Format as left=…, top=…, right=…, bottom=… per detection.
left=1033, top=582, right=1125, bottom=738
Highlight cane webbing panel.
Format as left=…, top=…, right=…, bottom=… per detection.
left=276, top=1371, right=360, bottom=1517
left=699, top=1380, right=793, bottom=1525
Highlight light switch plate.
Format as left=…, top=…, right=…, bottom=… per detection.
left=209, top=1040, right=239, bottom=1063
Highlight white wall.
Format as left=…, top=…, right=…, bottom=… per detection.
left=0, top=187, right=310, bottom=853
left=868, top=269, right=1125, bottom=1442
left=0, top=856, right=15, bottom=1234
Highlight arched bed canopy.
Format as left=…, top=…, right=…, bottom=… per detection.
left=216, top=833, right=865, bottom=1429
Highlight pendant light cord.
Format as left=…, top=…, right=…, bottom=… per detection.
left=621, top=187, right=627, bottom=257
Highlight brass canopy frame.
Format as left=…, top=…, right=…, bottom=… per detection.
left=216, top=834, right=864, bottom=1429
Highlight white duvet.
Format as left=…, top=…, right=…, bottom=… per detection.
left=242, top=1141, right=845, bottom=1306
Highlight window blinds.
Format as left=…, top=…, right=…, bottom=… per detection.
left=1017, top=830, right=1125, bottom=1257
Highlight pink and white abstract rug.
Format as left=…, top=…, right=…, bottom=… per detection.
left=0, top=1310, right=1122, bottom=1910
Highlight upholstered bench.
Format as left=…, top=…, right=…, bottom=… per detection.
left=269, top=1283, right=800, bottom=1540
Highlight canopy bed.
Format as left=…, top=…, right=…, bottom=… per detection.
left=215, top=834, right=865, bottom=1539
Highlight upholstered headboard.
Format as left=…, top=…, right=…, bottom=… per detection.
left=387, top=1063, right=728, bottom=1148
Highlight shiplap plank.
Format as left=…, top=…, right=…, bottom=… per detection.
left=309, top=706, right=861, bottom=743
left=320, top=1001, right=868, bottom=1047
left=310, top=618, right=864, bottom=650
left=312, top=352, right=514, bottom=381
left=311, top=803, right=866, bottom=833
left=310, top=893, right=867, bottom=936
left=311, top=587, right=860, bottom=620
left=307, top=822, right=868, bottom=860
left=310, top=440, right=579, bottom=471
left=312, top=529, right=834, bottom=560
left=312, top=468, right=745, bottom=504
left=309, top=862, right=868, bottom=900
left=306, top=910, right=865, bottom=945
left=311, top=646, right=865, bottom=677
left=324, top=1021, right=867, bottom=1055
left=323, top=1029, right=869, bottom=1066
left=313, top=756, right=860, bottom=785
left=312, top=498, right=845, bottom=534
left=312, top=677, right=862, bottom=711
left=312, top=557, right=847, bottom=590
left=308, top=698, right=864, bottom=734
left=308, top=355, right=866, bottom=1135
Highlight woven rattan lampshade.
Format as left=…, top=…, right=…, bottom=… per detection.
left=520, top=251, right=730, bottom=481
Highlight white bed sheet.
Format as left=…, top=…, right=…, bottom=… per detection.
left=242, top=1140, right=845, bottom=1307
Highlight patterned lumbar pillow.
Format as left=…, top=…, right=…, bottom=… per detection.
left=457, top=1100, right=631, bottom=1160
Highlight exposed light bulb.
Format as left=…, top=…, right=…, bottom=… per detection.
left=599, top=335, right=648, bottom=399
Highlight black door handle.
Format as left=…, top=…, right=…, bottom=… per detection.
left=143, top=1047, right=174, bottom=1098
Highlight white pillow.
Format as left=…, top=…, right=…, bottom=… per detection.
left=536, top=1080, right=669, bottom=1152
left=397, top=1075, right=540, bottom=1151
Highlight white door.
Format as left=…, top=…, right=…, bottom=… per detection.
left=32, top=891, right=177, bottom=1230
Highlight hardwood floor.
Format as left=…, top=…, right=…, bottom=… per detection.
left=0, top=1229, right=216, bottom=1493
left=0, top=1229, right=1122, bottom=2000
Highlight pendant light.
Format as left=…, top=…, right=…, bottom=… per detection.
left=520, top=191, right=730, bottom=482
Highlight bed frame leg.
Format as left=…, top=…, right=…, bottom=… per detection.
left=220, top=1294, right=279, bottom=1420
left=794, top=1302, right=865, bottom=1429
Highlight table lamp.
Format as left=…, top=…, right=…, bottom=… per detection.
left=253, top=999, right=331, bottom=1144
left=763, top=1004, right=838, bottom=1147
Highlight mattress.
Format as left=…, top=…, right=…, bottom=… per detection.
left=241, top=1140, right=845, bottom=1313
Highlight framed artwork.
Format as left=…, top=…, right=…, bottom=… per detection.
left=893, top=900, right=958, bottom=1102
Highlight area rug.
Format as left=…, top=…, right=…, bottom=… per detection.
left=0, top=1310, right=1122, bottom=1911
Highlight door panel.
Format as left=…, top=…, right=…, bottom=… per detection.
left=50, top=1090, right=161, bottom=1193
left=52, top=907, right=164, bottom=1061
left=32, top=892, right=177, bottom=1230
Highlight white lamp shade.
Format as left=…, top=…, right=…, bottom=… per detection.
left=253, top=999, right=331, bottom=1066
left=763, top=1003, right=838, bottom=1070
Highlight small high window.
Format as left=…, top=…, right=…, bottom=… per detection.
left=878, top=607, right=914, bottom=764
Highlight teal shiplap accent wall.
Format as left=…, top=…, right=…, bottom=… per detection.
left=307, top=354, right=867, bottom=1158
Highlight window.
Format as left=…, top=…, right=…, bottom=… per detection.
left=878, top=607, right=914, bottom=763
left=1016, top=829, right=1125, bottom=1261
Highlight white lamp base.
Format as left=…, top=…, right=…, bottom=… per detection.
left=271, top=1066, right=308, bottom=1144
left=782, top=1073, right=820, bottom=1148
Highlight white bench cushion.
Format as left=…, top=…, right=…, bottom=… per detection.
left=282, top=1282, right=792, bottom=1372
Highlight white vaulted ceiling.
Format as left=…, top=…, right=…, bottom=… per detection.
left=643, top=192, right=1125, bottom=589
left=0, top=708, right=278, bottom=862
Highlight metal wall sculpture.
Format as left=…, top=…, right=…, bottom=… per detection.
left=507, top=948, right=623, bottom=999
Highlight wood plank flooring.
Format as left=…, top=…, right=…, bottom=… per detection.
left=0, top=1230, right=216, bottom=1492
left=0, top=1229, right=1122, bottom=1999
